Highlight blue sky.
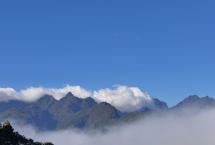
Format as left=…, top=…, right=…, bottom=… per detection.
left=0, top=0, right=215, bottom=105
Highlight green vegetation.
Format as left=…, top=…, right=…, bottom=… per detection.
left=0, top=121, right=54, bottom=145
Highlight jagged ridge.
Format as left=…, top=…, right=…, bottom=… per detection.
left=1, top=93, right=214, bottom=131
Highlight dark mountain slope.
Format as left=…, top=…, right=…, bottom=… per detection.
left=0, top=121, right=53, bottom=145
left=2, top=93, right=210, bottom=130
left=0, top=93, right=120, bottom=130
left=0, top=105, right=58, bottom=130
left=85, top=102, right=120, bottom=128
left=0, top=100, right=29, bottom=112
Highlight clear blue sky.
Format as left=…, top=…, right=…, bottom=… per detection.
left=0, top=0, right=215, bottom=105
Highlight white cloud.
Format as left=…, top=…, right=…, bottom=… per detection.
left=0, top=85, right=91, bottom=102
left=20, top=85, right=92, bottom=101
left=0, top=85, right=152, bottom=112
left=0, top=88, right=18, bottom=101
left=93, top=86, right=152, bottom=112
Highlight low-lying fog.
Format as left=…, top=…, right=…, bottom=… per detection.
left=15, top=108, right=215, bottom=145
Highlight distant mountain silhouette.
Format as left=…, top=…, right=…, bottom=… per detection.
left=173, top=95, right=215, bottom=109
left=0, top=93, right=214, bottom=130
left=0, top=93, right=120, bottom=130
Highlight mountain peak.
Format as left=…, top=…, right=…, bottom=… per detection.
left=65, top=92, right=74, bottom=96
left=38, top=94, right=56, bottom=102
left=35, top=95, right=57, bottom=112
left=60, top=92, right=77, bottom=101
left=60, top=92, right=80, bottom=101
left=84, top=97, right=97, bottom=106
left=173, top=95, right=215, bottom=109
left=186, top=95, right=200, bottom=100
left=152, top=98, right=168, bottom=110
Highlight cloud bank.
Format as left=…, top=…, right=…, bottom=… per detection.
left=0, top=86, right=91, bottom=102
left=15, top=108, right=215, bottom=145
left=0, top=85, right=152, bottom=112
left=93, top=86, right=152, bottom=112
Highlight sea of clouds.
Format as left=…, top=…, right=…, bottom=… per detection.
left=14, top=107, right=215, bottom=145
left=0, top=85, right=152, bottom=112
left=1, top=85, right=215, bottom=145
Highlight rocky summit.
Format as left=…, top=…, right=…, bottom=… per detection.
left=0, top=93, right=215, bottom=131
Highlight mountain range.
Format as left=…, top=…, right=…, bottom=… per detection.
left=0, top=93, right=214, bottom=130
